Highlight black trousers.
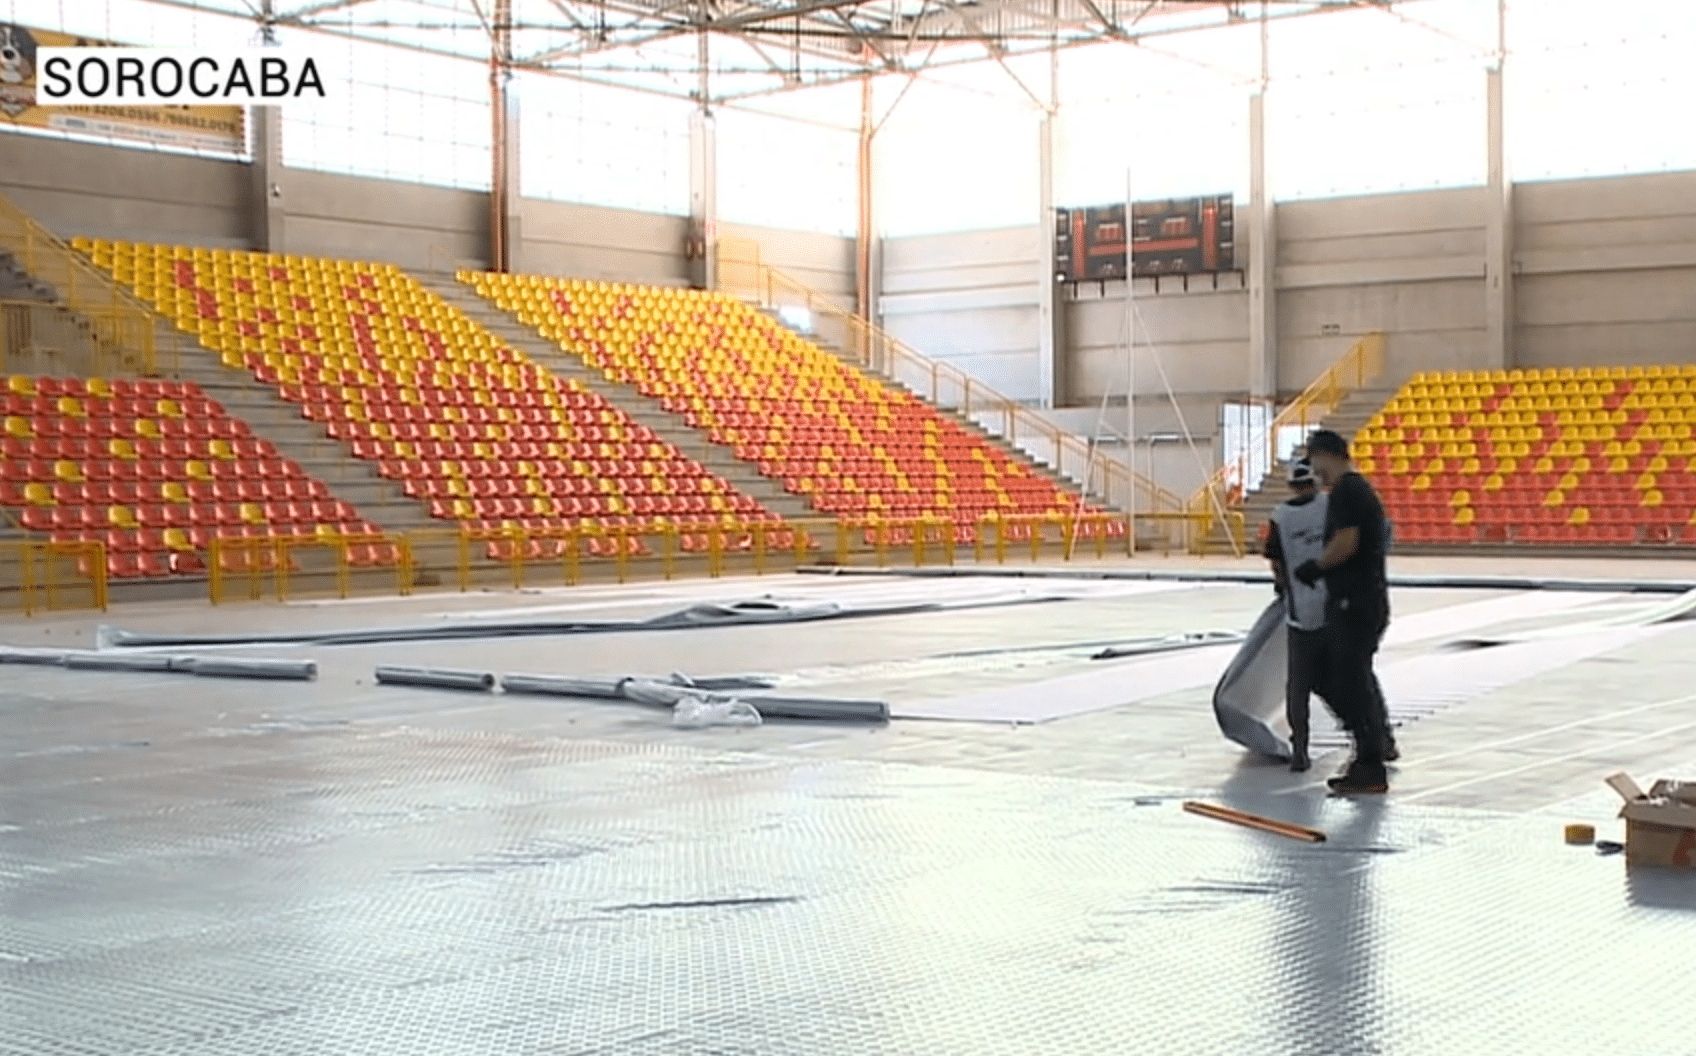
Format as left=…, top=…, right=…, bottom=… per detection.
left=1285, top=625, right=1326, bottom=756
left=1320, top=612, right=1389, bottom=776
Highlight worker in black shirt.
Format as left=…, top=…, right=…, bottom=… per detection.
left=1292, top=429, right=1392, bottom=795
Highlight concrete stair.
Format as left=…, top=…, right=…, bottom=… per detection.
left=418, top=273, right=817, bottom=523
left=1221, top=386, right=1402, bottom=554
left=752, top=309, right=1117, bottom=514
left=153, top=318, right=438, bottom=536
left=1, top=251, right=59, bottom=302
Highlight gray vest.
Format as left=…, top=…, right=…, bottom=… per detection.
left=1271, top=493, right=1329, bottom=630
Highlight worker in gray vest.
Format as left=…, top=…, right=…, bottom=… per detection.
left=1264, top=459, right=1328, bottom=773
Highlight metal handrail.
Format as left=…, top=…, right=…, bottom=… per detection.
left=715, top=238, right=1182, bottom=518
left=0, top=190, right=171, bottom=376
left=1, top=298, right=162, bottom=378
left=1186, top=330, right=1386, bottom=520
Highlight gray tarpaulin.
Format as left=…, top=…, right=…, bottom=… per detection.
left=1211, top=600, right=1294, bottom=761
left=94, top=597, right=1047, bottom=650
left=500, top=671, right=888, bottom=723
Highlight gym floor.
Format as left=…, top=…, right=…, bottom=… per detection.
left=3, top=555, right=1694, bottom=1055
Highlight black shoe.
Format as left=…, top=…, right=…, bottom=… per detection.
left=1384, top=743, right=1401, bottom=763
left=1289, top=749, right=1310, bottom=773
left=1327, top=769, right=1388, bottom=795
left=1329, top=777, right=1388, bottom=795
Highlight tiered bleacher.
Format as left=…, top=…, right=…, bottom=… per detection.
left=0, top=375, right=380, bottom=577
left=74, top=240, right=784, bottom=557
left=1356, top=364, right=1696, bottom=545
left=466, top=274, right=1114, bottom=542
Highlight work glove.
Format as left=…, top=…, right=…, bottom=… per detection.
left=1293, top=560, right=1324, bottom=587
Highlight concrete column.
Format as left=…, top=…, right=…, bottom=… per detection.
left=248, top=106, right=287, bottom=253
left=1246, top=88, right=1275, bottom=403
left=688, top=107, right=718, bottom=290
left=857, top=75, right=875, bottom=321
left=498, top=81, right=524, bottom=274
left=1036, top=111, right=1063, bottom=408
left=1483, top=16, right=1513, bottom=369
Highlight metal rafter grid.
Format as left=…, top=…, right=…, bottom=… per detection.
left=130, top=0, right=1432, bottom=100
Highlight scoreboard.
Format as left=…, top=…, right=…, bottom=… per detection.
left=1055, top=195, right=1235, bottom=282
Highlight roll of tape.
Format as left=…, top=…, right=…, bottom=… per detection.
left=1565, top=823, right=1596, bottom=845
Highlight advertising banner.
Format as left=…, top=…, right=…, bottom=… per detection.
left=0, top=23, right=246, bottom=154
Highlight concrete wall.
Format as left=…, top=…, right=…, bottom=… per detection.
left=0, top=133, right=854, bottom=296
left=882, top=171, right=1696, bottom=501
left=1275, top=186, right=1486, bottom=388
left=879, top=226, right=1042, bottom=398
left=1516, top=170, right=1696, bottom=368
left=0, top=135, right=251, bottom=248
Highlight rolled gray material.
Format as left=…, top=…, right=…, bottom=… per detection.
left=1092, top=630, right=1247, bottom=660
left=737, top=694, right=889, bottom=723
left=498, top=670, right=888, bottom=723
left=375, top=665, right=495, bottom=692
left=63, top=652, right=182, bottom=672
left=187, top=657, right=318, bottom=681
left=667, top=672, right=778, bottom=691
left=622, top=680, right=691, bottom=708
left=800, top=564, right=1696, bottom=596
left=95, top=597, right=976, bottom=649
left=1211, top=600, right=1293, bottom=761
left=0, top=646, right=71, bottom=665
left=500, top=673, right=630, bottom=698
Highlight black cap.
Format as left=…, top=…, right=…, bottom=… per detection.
left=1306, top=429, right=1350, bottom=459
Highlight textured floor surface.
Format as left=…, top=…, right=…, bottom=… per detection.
left=3, top=561, right=1695, bottom=1055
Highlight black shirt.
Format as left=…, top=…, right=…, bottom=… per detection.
left=1322, top=470, right=1389, bottom=626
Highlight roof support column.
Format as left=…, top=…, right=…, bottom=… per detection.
left=488, top=0, right=519, bottom=273
left=857, top=73, right=877, bottom=325
left=249, top=105, right=288, bottom=254
left=688, top=19, right=717, bottom=290
left=1246, top=4, right=1276, bottom=405
left=248, top=2, right=286, bottom=253
left=1483, top=0, right=1514, bottom=370
left=1036, top=28, right=1063, bottom=408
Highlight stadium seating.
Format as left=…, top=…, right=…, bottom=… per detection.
left=1354, top=364, right=1696, bottom=545
left=72, top=240, right=783, bottom=558
left=0, top=374, right=381, bottom=578
left=465, top=273, right=1114, bottom=543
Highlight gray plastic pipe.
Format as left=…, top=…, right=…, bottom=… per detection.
left=186, top=657, right=318, bottom=681
left=63, top=652, right=181, bottom=672
left=375, top=665, right=496, bottom=692
left=0, top=646, right=71, bottom=665
left=736, top=694, right=889, bottom=723
left=500, top=673, right=630, bottom=698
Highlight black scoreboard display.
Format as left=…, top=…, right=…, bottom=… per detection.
left=1055, top=195, right=1235, bottom=282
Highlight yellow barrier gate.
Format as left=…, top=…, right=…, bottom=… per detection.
left=0, top=539, right=108, bottom=615
left=208, top=534, right=415, bottom=605
left=0, top=511, right=1243, bottom=611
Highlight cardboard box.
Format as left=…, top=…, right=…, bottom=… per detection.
left=1606, top=773, right=1696, bottom=869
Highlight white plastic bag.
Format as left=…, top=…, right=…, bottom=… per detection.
left=671, top=694, right=763, bottom=729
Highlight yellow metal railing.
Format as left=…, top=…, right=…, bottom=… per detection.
left=1, top=509, right=1245, bottom=611
left=1186, top=331, right=1386, bottom=542
left=208, top=534, right=417, bottom=605
left=1, top=299, right=167, bottom=379
left=0, top=539, right=108, bottom=615
left=0, top=190, right=174, bottom=376
left=190, top=513, right=1157, bottom=605
left=716, top=238, right=1181, bottom=522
